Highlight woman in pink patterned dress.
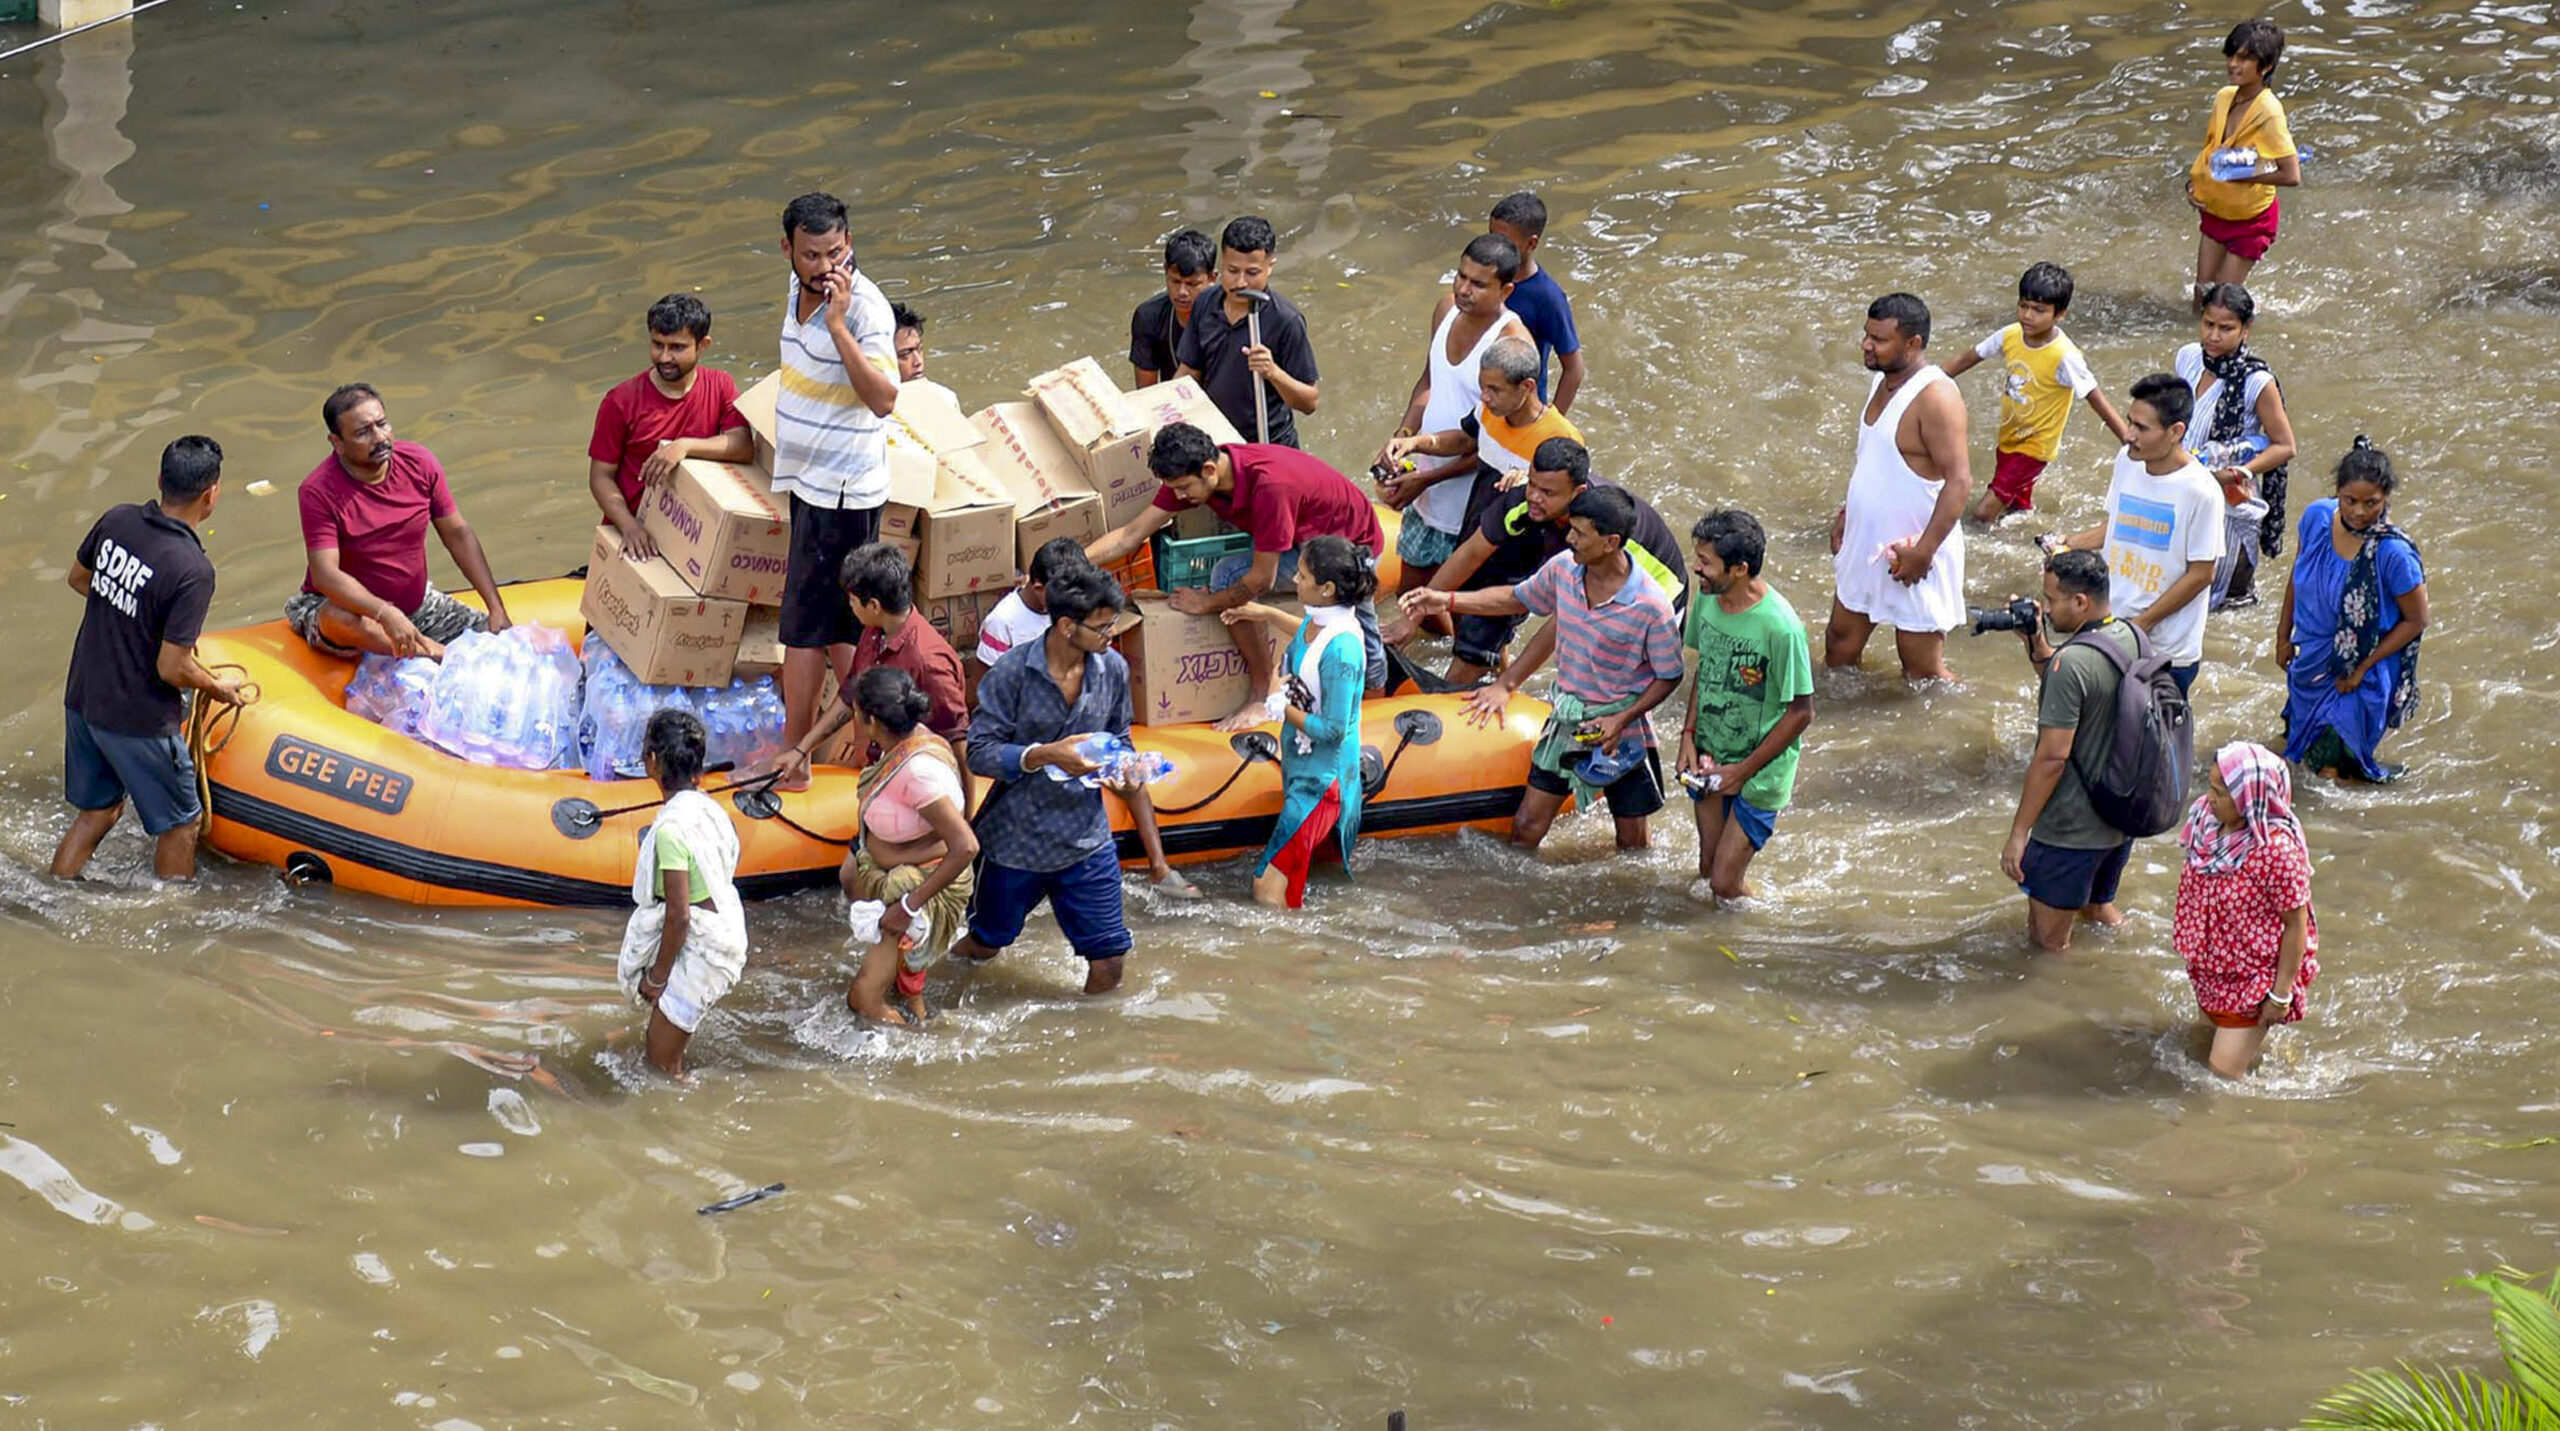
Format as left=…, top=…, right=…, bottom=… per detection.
left=2173, top=741, right=2319, bottom=1078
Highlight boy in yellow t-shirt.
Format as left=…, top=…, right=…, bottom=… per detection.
left=1940, top=263, right=2131, bottom=521
left=2185, top=19, right=2301, bottom=305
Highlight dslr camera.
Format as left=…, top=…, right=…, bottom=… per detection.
left=1968, top=597, right=2041, bottom=635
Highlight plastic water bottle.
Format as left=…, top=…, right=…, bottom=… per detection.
left=1047, top=732, right=1129, bottom=785
left=703, top=686, right=744, bottom=771
left=740, top=679, right=785, bottom=770
left=1120, top=750, right=1176, bottom=786
left=2209, top=146, right=2258, bottom=181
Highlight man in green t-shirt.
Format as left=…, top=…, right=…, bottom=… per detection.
left=2002, top=548, right=2141, bottom=950
left=1677, top=509, right=1816, bottom=903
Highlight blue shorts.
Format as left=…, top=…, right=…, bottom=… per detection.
left=2170, top=663, right=2199, bottom=697
left=64, top=708, right=200, bottom=836
left=1210, top=549, right=1388, bottom=691
left=2019, top=837, right=2132, bottom=911
left=1694, top=791, right=1777, bottom=851
left=966, top=844, right=1133, bottom=961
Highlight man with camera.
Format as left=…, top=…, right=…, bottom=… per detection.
left=2000, top=549, right=2141, bottom=951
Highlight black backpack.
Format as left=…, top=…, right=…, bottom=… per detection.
left=2060, top=621, right=2194, bottom=838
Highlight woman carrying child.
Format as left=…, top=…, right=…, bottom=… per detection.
left=618, top=709, right=749, bottom=1077
left=839, top=666, right=978, bottom=1025
left=1221, top=535, right=1376, bottom=909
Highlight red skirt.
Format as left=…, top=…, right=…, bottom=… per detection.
left=2200, top=195, right=2281, bottom=262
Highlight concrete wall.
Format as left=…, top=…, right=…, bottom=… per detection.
left=41, top=0, right=134, bottom=30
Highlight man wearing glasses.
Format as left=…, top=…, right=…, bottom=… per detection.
left=953, top=566, right=1144, bottom=996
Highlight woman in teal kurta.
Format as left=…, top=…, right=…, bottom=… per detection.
left=1221, top=535, right=1375, bottom=908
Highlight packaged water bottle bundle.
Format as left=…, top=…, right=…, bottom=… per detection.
left=343, top=653, right=441, bottom=737
left=413, top=624, right=586, bottom=770
left=2209, top=145, right=2259, bottom=181
left=576, top=643, right=784, bottom=783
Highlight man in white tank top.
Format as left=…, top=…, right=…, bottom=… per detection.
left=1827, top=293, right=1975, bottom=681
left=1373, top=233, right=1533, bottom=594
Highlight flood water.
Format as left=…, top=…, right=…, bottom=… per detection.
left=3, top=0, right=2556, bottom=1425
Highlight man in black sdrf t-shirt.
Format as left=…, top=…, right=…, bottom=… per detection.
left=54, top=436, right=247, bottom=882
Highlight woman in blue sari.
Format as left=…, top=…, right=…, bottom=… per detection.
left=1221, top=535, right=1375, bottom=908
left=2275, top=438, right=2430, bottom=781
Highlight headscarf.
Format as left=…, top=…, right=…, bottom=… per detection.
left=2181, top=741, right=2304, bottom=876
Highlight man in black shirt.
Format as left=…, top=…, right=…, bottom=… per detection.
left=1380, top=437, right=1685, bottom=685
left=1174, top=215, right=1321, bottom=447
left=1128, top=227, right=1214, bottom=389
left=54, top=436, right=246, bottom=882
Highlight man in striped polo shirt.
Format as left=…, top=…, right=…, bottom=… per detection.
left=1401, top=485, right=1684, bottom=853
left=772, top=191, right=901, bottom=787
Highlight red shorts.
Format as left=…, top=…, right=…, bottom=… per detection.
left=1988, top=450, right=2049, bottom=510
left=2200, top=195, right=2281, bottom=263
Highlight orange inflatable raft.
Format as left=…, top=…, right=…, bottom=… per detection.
left=193, top=579, right=1546, bottom=908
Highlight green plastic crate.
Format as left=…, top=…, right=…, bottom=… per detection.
left=1153, top=530, right=1252, bottom=590
left=0, top=1, right=37, bottom=24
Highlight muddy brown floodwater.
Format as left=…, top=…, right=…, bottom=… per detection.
left=1, top=1, right=2555, bottom=1426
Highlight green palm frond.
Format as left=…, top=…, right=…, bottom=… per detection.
left=2456, top=1268, right=2560, bottom=1413
left=2299, top=1363, right=2560, bottom=1431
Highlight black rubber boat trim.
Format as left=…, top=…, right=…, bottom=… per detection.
left=208, top=783, right=832, bottom=907
left=215, top=782, right=1524, bottom=907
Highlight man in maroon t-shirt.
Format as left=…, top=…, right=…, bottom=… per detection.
left=585, top=294, right=753, bottom=560
left=1086, top=422, right=1387, bottom=731
left=284, top=383, right=511, bottom=661
left=773, top=542, right=972, bottom=803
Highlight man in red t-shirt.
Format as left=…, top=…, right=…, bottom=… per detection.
left=1086, top=423, right=1387, bottom=731
left=585, top=294, right=753, bottom=560
left=284, top=383, right=512, bottom=660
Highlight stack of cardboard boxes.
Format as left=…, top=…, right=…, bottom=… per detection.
left=578, top=452, right=790, bottom=687
left=586, top=357, right=1257, bottom=724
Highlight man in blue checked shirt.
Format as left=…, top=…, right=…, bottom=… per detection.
left=954, top=567, right=1143, bottom=995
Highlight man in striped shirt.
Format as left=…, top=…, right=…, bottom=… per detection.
left=1401, top=485, right=1684, bottom=853
left=771, top=191, right=901, bottom=787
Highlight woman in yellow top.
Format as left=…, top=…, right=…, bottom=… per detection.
left=2185, top=19, right=2302, bottom=306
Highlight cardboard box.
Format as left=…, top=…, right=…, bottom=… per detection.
left=1115, top=591, right=1254, bottom=727
left=1027, top=357, right=1137, bottom=466
left=641, top=458, right=790, bottom=606
left=579, top=525, right=748, bottom=687
left=740, top=365, right=940, bottom=488
left=808, top=679, right=867, bottom=768
left=1168, top=506, right=1228, bottom=540
left=857, top=382, right=1016, bottom=599
left=883, top=461, right=1015, bottom=599
left=1123, top=373, right=1247, bottom=446
left=736, top=372, right=780, bottom=474
left=972, top=401, right=1106, bottom=567
left=918, top=589, right=1003, bottom=655
left=1086, top=375, right=1247, bottom=531
left=884, top=379, right=988, bottom=460
left=733, top=606, right=782, bottom=679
